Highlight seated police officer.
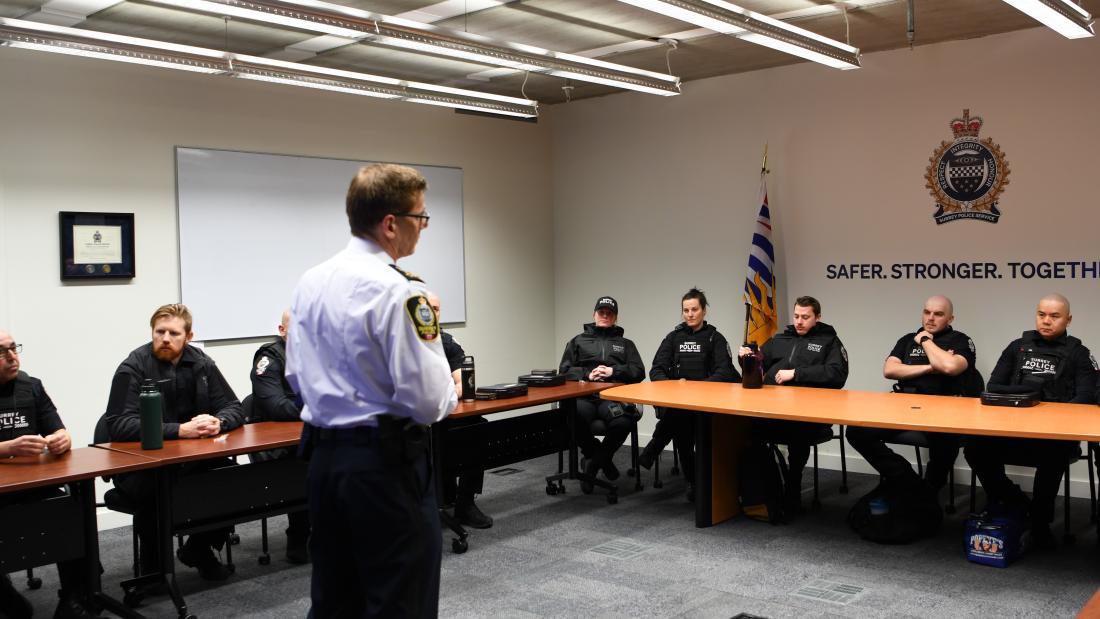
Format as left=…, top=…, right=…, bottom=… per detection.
left=738, top=296, right=848, bottom=513
left=638, top=288, right=738, bottom=502
left=964, top=293, right=1098, bottom=548
left=0, top=330, right=101, bottom=619
left=559, top=296, right=646, bottom=490
left=250, top=309, right=310, bottom=563
left=428, top=292, right=493, bottom=529
left=105, top=304, right=244, bottom=581
left=847, top=295, right=974, bottom=500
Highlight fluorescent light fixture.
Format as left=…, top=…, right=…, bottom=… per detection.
left=146, top=0, right=682, bottom=96
left=615, top=0, right=862, bottom=70
left=1000, top=0, right=1094, bottom=39
left=0, top=17, right=539, bottom=117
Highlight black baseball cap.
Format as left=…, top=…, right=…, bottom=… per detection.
left=594, top=296, right=618, bottom=314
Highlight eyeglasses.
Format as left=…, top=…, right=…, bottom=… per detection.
left=0, top=343, right=22, bottom=358
left=396, top=211, right=431, bottom=228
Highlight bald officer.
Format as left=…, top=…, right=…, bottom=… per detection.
left=288, top=163, right=457, bottom=618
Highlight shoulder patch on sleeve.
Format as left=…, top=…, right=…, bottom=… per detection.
left=255, top=356, right=271, bottom=376
left=405, top=295, right=440, bottom=342
left=841, top=345, right=849, bottom=364
left=1090, top=354, right=1098, bottom=372
left=390, top=264, right=424, bottom=283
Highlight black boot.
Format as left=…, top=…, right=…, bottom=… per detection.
left=177, top=537, right=232, bottom=581
left=637, top=444, right=659, bottom=470
left=53, top=591, right=104, bottom=619
left=455, top=495, right=494, bottom=529
left=0, top=574, right=33, bottom=619
left=581, top=459, right=600, bottom=494
left=286, top=533, right=310, bottom=565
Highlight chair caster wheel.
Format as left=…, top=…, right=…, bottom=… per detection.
left=26, top=576, right=42, bottom=590
left=545, top=483, right=558, bottom=495
left=839, top=485, right=849, bottom=494
left=558, top=482, right=566, bottom=493
left=452, top=538, right=468, bottom=554
left=607, top=494, right=618, bottom=505
left=653, top=480, right=663, bottom=489
left=259, top=554, right=271, bottom=565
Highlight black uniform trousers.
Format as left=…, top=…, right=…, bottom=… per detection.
left=964, top=437, right=1080, bottom=527
left=111, top=458, right=235, bottom=572
left=306, top=431, right=440, bottom=619
left=846, top=427, right=960, bottom=491
left=574, top=396, right=633, bottom=469
left=647, top=408, right=697, bottom=483
left=0, top=487, right=88, bottom=597
left=752, top=419, right=829, bottom=490
left=439, top=416, right=487, bottom=506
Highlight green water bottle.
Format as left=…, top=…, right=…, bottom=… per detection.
left=139, top=379, right=164, bottom=450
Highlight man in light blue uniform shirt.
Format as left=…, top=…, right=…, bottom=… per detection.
left=287, top=163, right=457, bottom=619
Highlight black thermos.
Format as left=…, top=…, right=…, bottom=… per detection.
left=460, top=355, right=476, bottom=401
left=741, top=343, right=764, bottom=389
left=741, top=302, right=764, bottom=389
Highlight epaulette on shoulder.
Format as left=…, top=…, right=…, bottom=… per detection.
left=389, top=264, right=424, bottom=283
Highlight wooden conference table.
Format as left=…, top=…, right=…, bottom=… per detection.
left=95, top=421, right=307, bottom=619
left=601, top=381, right=1100, bottom=528
left=0, top=447, right=159, bottom=619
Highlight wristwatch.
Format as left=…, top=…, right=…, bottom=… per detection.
left=919, top=335, right=932, bottom=344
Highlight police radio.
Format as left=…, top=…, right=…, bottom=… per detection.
left=460, top=356, right=476, bottom=402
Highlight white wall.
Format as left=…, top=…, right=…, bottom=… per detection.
left=552, top=27, right=1100, bottom=493
left=0, top=50, right=556, bottom=518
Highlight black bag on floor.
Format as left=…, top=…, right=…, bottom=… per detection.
left=847, top=481, right=942, bottom=544
left=738, top=440, right=788, bottom=524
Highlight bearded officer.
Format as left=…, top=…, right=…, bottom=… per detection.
left=287, top=163, right=457, bottom=618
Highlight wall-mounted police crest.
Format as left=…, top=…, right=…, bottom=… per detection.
left=924, top=109, right=1011, bottom=224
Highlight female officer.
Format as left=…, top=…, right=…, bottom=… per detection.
left=637, top=287, right=739, bottom=502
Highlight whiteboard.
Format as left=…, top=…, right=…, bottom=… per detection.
left=176, top=148, right=465, bottom=341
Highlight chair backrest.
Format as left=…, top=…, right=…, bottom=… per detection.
left=241, top=394, right=256, bottom=423
left=93, top=411, right=111, bottom=445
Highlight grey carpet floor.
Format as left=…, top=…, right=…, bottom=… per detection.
left=9, top=452, right=1100, bottom=618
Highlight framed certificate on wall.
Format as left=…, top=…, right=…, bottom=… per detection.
left=59, top=211, right=136, bottom=280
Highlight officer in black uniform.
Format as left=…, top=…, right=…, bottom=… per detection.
left=739, top=295, right=848, bottom=512
left=638, top=288, right=739, bottom=502
left=250, top=309, right=310, bottom=563
left=0, top=330, right=102, bottom=619
left=105, top=304, right=244, bottom=581
left=964, top=294, right=1098, bottom=548
left=428, top=292, right=493, bottom=529
left=847, top=295, right=975, bottom=499
left=558, top=296, right=646, bottom=489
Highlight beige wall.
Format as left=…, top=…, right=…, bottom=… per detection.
left=0, top=49, right=556, bottom=457
left=552, top=27, right=1100, bottom=491
left=3, top=21, right=1099, bottom=507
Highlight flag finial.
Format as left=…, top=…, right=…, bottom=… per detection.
left=761, top=143, right=769, bottom=175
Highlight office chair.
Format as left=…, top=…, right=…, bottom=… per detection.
left=548, top=403, right=643, bottom=504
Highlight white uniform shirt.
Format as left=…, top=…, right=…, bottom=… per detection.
left=286, top=236, right=457, bottom=427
